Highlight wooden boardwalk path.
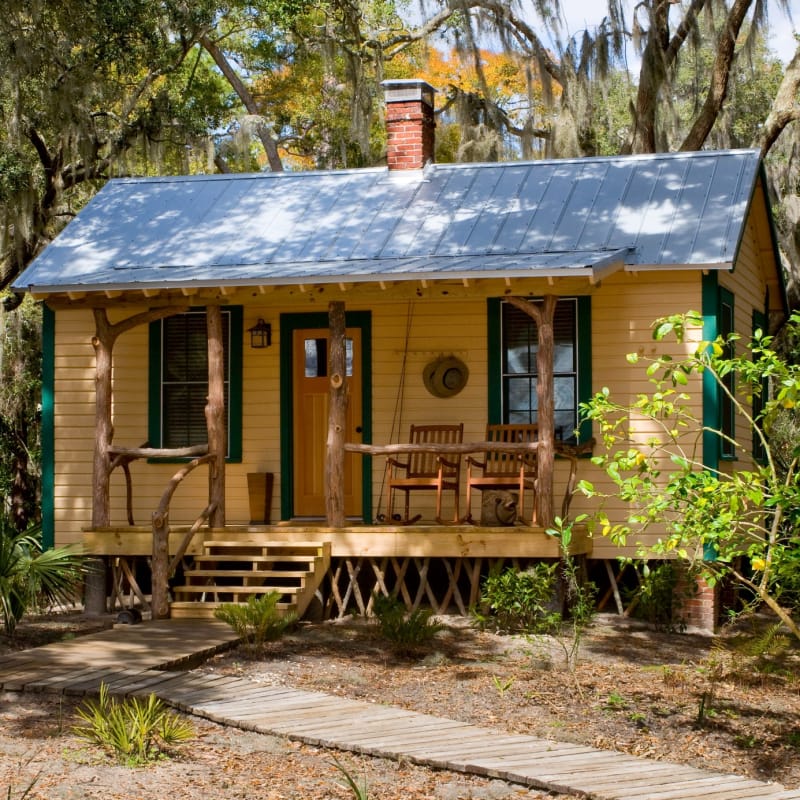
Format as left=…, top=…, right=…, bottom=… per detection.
left=0, top=620, right=798, bottom=800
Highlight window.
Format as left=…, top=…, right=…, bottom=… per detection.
left=719, top=288, right=735, bottom=459
left=149, top=307, right=242, bottom=460
left=489, top=297, right=592, bottom=444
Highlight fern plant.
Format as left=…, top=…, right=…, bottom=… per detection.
left=74, top=683, right=194, bottom=765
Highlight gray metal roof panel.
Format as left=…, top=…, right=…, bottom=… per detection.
left=13, top=150, right=763, bottom=293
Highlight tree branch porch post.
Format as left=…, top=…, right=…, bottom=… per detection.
left=326, top=301, right=347, bottom=527
left=506, top=295, right=557, bottom=530
left=89, top=305, right=188, bottom=614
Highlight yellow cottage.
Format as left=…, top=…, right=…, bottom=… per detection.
left=12, top=80, right=787, bottom=629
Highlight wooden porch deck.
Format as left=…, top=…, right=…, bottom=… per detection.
left=83, top=524, right=592, bottom=619
left=0, top=620, right=797, bottom=800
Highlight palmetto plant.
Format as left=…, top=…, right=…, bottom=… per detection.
left=0, top=519, right=84, bottom=635
left=74, top=683, right=194, bottom=765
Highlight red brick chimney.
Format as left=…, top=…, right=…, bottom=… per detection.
left=382, top=79, right=436, bottom=170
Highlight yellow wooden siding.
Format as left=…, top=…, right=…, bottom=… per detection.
left=49, top=232, right=777, bottom=562
left=52, top=310, right=96, bottom=546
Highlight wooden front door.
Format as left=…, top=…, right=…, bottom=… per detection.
left=292, top=328, right=363, bottom=517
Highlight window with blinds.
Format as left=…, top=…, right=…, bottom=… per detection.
left=501, top=298, right=579, bottom=441
left=160, top=311, right=230, bottom=449
left=149, top=308, right=242, bottom=460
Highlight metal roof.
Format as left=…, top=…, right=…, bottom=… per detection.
left=13, top=149, right=765, bottom=294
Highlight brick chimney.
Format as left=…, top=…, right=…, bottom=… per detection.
left=382, top=79, right=436, bottom=170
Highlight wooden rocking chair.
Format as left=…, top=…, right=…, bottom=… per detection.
left=385, top=423, right=464, bottom=524
left=465, top=423, right=539, bottom=525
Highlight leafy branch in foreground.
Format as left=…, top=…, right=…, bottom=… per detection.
left=0, top=519, right=84, bottom=636
left=580, top=310, right=800, bottom=640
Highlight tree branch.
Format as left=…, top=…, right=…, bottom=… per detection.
left=199, top=33, right=283, bottom=172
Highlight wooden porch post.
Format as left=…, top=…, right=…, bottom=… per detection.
left=91, top=309, right=115, bottom=530
left=90, top=305, right=189, bottom=616
left=206, top=305, right=227, bottom=527
left=88, top=309, right=115, bottom=614
left=326, top=301, right=347, bottom=527
left=506, top=295, right=557, bottom=529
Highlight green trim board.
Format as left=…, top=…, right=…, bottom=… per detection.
left=148, top=306, right=243, bottom=462
left=279, top=311, right=373, bottom=522
left=41, top=304, right=55, bottom=550
left=487, top=299, right=502, bottom=424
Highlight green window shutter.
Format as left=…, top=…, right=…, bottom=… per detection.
left=702, top=274, right=737, bottom=465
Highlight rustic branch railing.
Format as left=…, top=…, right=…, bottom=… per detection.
left=150, top=453, right=216, bottom=619
left=106, top=444, right=215, bottom=619
left=108, top=444, right=210, bottom=526
left=345, top=440, right=592, bottom=523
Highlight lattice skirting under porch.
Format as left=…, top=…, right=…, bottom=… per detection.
left=320, top=556, right=564, bottom=619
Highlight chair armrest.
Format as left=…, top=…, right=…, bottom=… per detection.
left=386, top=456, right=410, bottom=471
left=465, top=455, right=487, bottom=469
left=436, top=456, right=460, bottom=470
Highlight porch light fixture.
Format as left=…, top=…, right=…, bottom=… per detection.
left=248, top=318, right=272, bottom=348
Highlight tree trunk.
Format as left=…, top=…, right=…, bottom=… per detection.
left=151, top=508, right=170, bottom=620
left=756, top=45, right=800, bottom=156
left=206, top=305, right=226, bottom=528
left=506, top=295, right=557, bottom=528
left=326, top=301, right=347, bottom=528
left=91, top=309, right=115, bottom=529
left=199, top=35, right=284, bottom=172
left=680, top=0, right=752, bottom=151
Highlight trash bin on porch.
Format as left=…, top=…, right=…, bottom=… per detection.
left=247, top=472, right=274, bottom=524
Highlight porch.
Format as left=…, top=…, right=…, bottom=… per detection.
left=82, top=523, right=592, bottom=620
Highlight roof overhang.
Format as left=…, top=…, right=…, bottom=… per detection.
left=17, top=248, right=635, bottom=297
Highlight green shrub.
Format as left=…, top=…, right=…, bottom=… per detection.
left=74, top=683, right=194, bottom=765
left=213, top=592, right=296, bottom=655
left=477, top=563, right=561, bottom=634
left=628, top=561, right=686, bottom=632
left=371, top=593, right=443, bottom=655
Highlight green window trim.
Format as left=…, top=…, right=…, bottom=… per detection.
left=487, top=296, right=592, bottom=445
left=41, top=304, right=55, bottom=550
left=279, top=311, right=372, bottom=522
left=148, top=306, right=243, bottom=462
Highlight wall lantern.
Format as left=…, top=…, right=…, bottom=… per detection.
left=248, top=318, right=272, bottom=348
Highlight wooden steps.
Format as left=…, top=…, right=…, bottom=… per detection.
left=171, top=540, right=330, bottom=620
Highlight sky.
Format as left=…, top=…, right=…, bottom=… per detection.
left=558, top=0, right=799, bottom=64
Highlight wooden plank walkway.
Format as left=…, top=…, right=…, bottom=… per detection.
left=0, top=620, right=798, bottom=800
